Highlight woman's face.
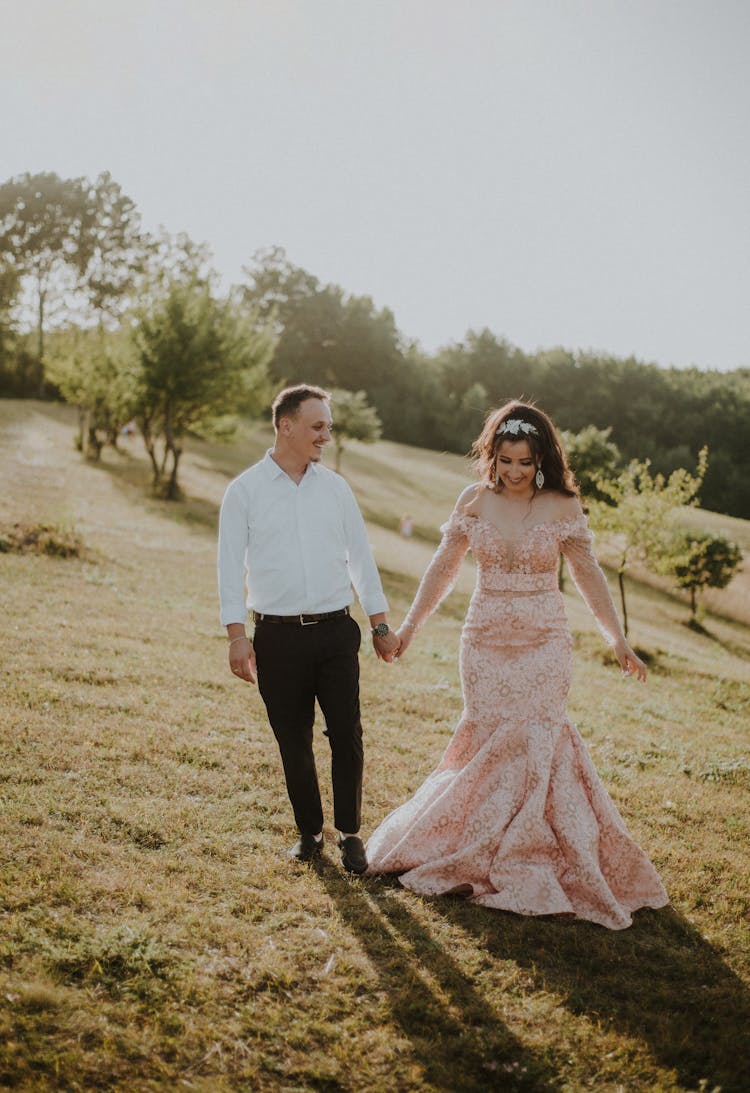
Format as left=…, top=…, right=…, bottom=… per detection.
left=496, top=438, right=537, bottom=495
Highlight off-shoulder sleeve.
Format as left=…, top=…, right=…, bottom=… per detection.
left=403, top=510, right=470, bottom=633
left=560, top=514, right=625, bottom=646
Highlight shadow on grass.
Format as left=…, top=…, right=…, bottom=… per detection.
left=683, top=617, right=750, bottom=661
left=312, top=858, right=562, bottom=1093
left=85, top=448, right=223, bottom=532
left=430, top=900, right=750, bottom=1093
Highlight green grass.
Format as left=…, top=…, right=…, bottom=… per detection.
left=0, top=400, right=748, bottom=1092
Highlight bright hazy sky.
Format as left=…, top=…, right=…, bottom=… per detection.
left=2, top=0, right=749, bottom=370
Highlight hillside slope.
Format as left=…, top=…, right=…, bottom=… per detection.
left=1, top=399, right=748, bottom=1093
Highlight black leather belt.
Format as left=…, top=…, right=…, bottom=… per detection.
left=253, top=607, right=350, bottom=626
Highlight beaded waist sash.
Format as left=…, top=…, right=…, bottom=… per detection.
left=477, top=571, right=559, bottom=594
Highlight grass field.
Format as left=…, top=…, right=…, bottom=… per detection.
left=1, top=400, right=748, bottom=1093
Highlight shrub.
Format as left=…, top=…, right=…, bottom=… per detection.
left=0, top=521, right=84, bottom=558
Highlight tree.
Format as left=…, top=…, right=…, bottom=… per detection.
left=0, top=170, right=149, bottom=401
left=0, top=172, right=94, bottom=396
left=663, top=531, right=742, bottom=624
left=0, top=262, right=21, bottom=392
left=561, top=424, right=622, bottom=504
left=140, top=228, right=215, bottom=298
left=242, top=248, right=406, bottom=434
left=329, top=388, right=382, bottom=472
left=589, top=449, right=708, bottom=638
left=45, top=325, right=136, bottom=458
left=43, top=172, right=147, bottom=458
left=80, top=172, right=149, bottom=324
left=131, top=279, right=274, bottom=498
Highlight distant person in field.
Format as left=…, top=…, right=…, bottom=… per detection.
left=217, top=384, right=399, bottom=875
left=367, top=400, right=669, bottom=929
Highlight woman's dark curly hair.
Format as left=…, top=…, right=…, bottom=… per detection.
left=472, top=400, right=578, bottom=496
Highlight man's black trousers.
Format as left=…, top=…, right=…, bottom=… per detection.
left=253, top=613, right=363, bottom=836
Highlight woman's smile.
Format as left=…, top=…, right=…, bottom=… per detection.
left=496, top=438, right=537, bottom=495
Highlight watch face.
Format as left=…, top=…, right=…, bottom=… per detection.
left=374, top=623, right=389, bottom=637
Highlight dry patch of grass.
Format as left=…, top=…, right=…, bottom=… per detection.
left=0, top=401, right=748, bottom=1092
left=0, top=520, right=85, bottom=558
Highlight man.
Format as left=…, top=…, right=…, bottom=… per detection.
left=217, top=384, right=400, bottom=874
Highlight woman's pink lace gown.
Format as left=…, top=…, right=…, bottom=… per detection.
left=366, top=508, right=669, bottom=930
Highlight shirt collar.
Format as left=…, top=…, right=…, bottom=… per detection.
left=262, top=449, right=320, bottom=481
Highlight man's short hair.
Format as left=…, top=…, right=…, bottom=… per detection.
left=271, top=384, right=331, bottom=429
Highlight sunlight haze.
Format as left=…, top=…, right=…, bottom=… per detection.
left=2, top=0, right=748, bottom=369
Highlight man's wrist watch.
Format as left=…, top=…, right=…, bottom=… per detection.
left=371, top=622, right=390, bottom=638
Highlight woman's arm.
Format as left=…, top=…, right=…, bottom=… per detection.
left=561, top=509, right=647, bottom=682
left=396, top=488, right=475, bottom=658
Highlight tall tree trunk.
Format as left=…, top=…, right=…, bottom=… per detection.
left=76, top=407, right=86, bottom=451
left=161, top=396, right=174, bottom=477
left=139, top=418, right=161, bottom=486
left=165, top=447, right=182, bottom=500
left=36, top=281, right=46, bottom=399
left=86, top=426, right=103, bottom=461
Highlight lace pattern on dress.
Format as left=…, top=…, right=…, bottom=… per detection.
left=367, top=507, right=667, bottom=929
left=402, top=511, right=470, bottom=633
left=403, top=506, right=625, bottom=648
left=560, top=519, right=625, bottom=646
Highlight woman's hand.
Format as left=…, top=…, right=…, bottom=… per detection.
left=613, top=640, right=647, bottom=683
left=394, top=624, right=416, bottom=660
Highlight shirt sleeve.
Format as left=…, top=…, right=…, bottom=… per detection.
left=341, top=481, right=389, bottom=616
left=560, top=513, right=625, bottom=646
left=217, top=479, right=251, bottom=626
left=403, top=508, right=470, bottom=633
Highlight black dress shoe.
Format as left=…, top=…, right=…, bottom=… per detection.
left=338, top=835, right=368, bottom=875
left=287, top=833, right=323, bottom=862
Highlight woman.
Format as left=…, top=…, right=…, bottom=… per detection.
left=367, top=401, right=668, bottom=930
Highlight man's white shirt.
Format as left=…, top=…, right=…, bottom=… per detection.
left=218, top=451, right=389, bottom=625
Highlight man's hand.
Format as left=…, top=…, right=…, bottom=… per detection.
left=228, top=634, right=257, bottom=684
left=372, top=629, right=401, bottom=663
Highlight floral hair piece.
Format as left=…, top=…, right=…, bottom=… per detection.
left=495, top=418, right=538, bottom=438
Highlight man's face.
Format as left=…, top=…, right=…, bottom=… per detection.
left=281, top=398, right=333, bottom=463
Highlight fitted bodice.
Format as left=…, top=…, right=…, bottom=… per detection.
left=457, top=513, right=585, bottom=593
left=405, top=504, right=625, bottom=646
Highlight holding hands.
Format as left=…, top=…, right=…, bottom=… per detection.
left=373, top=621, right=417, bottom=663
left=372, top=628, right=401, bottom=662
left=371, top=617, right=401, bottom=662
left=393, top=622, right=416, bottom=660
left=371, top=616, right=420, bottom=662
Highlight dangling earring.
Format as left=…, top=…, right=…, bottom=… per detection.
left=535, top=467, right=545, bottom=489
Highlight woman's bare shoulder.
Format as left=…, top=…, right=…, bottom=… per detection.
left=543, top=491, right=583, bottom=521
left=455, top=482, right=483, bottom=515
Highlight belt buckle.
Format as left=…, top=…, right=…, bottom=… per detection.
left=300, top=614, right=319, bottom=626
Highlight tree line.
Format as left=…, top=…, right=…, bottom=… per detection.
left=1, top=171, right=749, bottom=524
left=241, top=248, right=750, bottom=520
left=0, top=172, right=274, bottom=498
